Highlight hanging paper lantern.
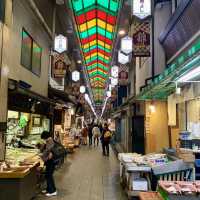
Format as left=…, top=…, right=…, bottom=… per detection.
left=106, top=91, right=111, bottom=98
left=54, top=34, right=67, bottom=54
left=110, top=77, right=118, bottom=86
left=132, top=0, right=151, bottom=20
left=72, top=70, right=80, bottom=82
left=118, top=51, right=129, bottom=64
left=80, top=85, right=86, bottom=94
left=111, top=65, right=119, bottom=78
left=121, top=36, right=133, bottom=54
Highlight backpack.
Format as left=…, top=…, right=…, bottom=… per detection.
left=104, top=131, right=112, bottom=141
left=51, top=141, right=66, bottom=164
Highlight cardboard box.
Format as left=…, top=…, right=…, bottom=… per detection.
left=132, top=178, right=148, bottom=191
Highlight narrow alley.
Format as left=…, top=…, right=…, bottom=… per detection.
left=36, top=146, right=127, bottom=200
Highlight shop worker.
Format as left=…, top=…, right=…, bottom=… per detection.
left=40, top=131, right=57, bottom=197
left=101, top=123, right=112, bottom=156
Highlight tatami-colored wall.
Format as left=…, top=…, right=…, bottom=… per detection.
left=145, top=101, right=169, bottom=153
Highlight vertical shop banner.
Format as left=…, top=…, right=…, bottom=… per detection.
left=71, top=82, right=80, bottom=96
left=52, top=53, right=67, bottom=78
left=111, top=88, right=117, bottom=102
left=133, top=21, right=150, bottom=57
left=119, top=64, right=129, bottom=86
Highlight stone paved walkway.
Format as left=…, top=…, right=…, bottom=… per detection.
left=36, top=145, right=127, bottom=200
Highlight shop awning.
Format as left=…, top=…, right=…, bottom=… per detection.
left=48, top=87, right=77, bottom=105
left=137, top=37, right=200, bottom=100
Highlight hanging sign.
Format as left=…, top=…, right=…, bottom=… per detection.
left=119, top=64, right=129, bottom=86
left=118, top=51, right=129, bottom=64
left=132, top=0, right=151, bottom=19
left=51, top=53, right=67, bottom=78
left=54, top=34, right=67, bottom=54
left=133, top=21, right=150, bottom=57
left=121, top=36, right=133, bottom=54
left=72, top=70, right=80, bottom=82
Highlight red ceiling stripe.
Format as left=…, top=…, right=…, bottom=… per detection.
left=81, top=34, right=97, bottom=44
left=81, top=34, right=112, bottom=45
left=84, top=48, right=110, bottom=57
left=76, top=9, right=116, bottom=26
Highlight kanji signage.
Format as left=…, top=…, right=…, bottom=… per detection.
left=52, top=53, right=67, bottom=78
left=133, top=21, right=150, bottom=57
left=132, top=0, right=151, bottom=19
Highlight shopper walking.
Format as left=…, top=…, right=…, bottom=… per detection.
left=81, top=124, right=88, bottom=145
left=88, top=123, right=93, bottom=146
left=101, top=123, right=112, bottom=156
left=92, top=124, right=101, bottom=147
left=40, top=131, right=57, bottom=197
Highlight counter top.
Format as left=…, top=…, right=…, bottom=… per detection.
left=0, top=161, right=40, bottom=179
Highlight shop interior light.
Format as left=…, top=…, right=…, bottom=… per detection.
left=70, top=108, right=75, bottom=115
left=121, top=36, right=133, bottom=54
left=80, top=85, right=86, bottom=94
left=54, top=34, right=67, bottom=54
left=177, top=66, right=200, bottom=82
left=72, top=70, right=80, bottom=82
left=175, top=82, right=181, bottom=95
left=118, top=51, right=129, bottom=64
left=149, top=102, right=156, bottom=113
left=111, top=65, right=119, bottom=78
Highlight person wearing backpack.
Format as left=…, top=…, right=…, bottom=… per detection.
left=101, top=123, right=112, bottom=156
left=40, top=131, right=57, bottom=197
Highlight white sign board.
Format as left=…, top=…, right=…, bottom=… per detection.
left=72, top=70, right=80, bottom=82
left=54, top=34, right=67, bottom=54
left=132, top=0, right=151, bottom=19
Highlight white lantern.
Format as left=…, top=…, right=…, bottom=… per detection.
left=109, top=84, right=113, bottom=91
left=111, top=65, right=119, bottom=78
left=118, top=51, right=129, bottom=64
left=121, top=36, right=132, bottom=54
left=110, top=77, right=118, bottom=86
left=54, top=34, right=67, bottom=54
left=132, top=0, right=151, bottom=19
left=80, top=85, right=86, bottom=93
left=106, top=91, right=111, bottom=98
left=72, top=70, right=80, bottom=82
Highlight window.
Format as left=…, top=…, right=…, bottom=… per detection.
left=21, top=29, right=42, bottom=76
left=0, top=0, right=5, bottom=22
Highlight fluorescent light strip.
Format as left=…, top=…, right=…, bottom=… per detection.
left=177, top=65, right=200, bottom=82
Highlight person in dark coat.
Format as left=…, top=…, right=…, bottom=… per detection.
left=101, top=123, right=112, bottom=156
left=88, top=123, right=93, bottom=146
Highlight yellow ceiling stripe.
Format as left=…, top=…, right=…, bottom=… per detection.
left=79, top=23, right=87, bottom=32
left=97, top=19, right=106, bottom=29
left=87, top=19, right=96, bottom=29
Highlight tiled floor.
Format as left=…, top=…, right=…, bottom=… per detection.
left=36, top=145, right=128, bottom=200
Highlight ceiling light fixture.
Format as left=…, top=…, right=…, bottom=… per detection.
left=77, top=60, right=82, bottom=64
left=118, top=29, right=126, bottom=36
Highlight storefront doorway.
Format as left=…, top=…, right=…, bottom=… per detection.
left=132, top=116, right=145, bottom=154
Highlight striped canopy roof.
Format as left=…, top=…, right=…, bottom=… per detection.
left=70, top=0, right=121, bottom=106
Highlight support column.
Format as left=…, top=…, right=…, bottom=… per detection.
left=0, top=0, right=13, bottom=160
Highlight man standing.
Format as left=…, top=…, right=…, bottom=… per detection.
left=41, top=131, right=57, bottom=197
left=88, top=123, right=93, bottom=146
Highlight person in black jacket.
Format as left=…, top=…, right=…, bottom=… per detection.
left=40, top=131, right=57, bottom=197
